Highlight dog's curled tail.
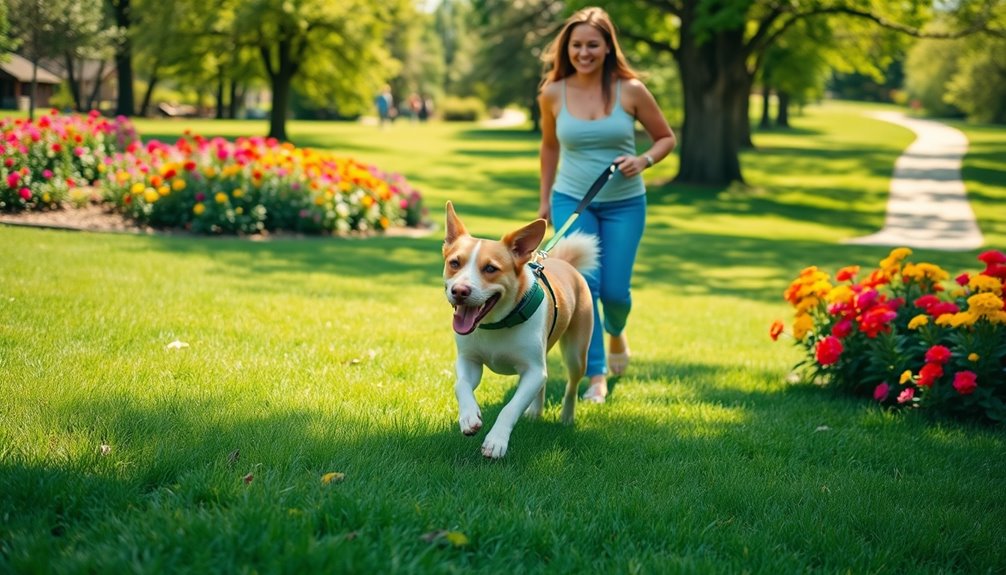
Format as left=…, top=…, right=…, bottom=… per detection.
left=547, top=231, right=599, bottom=273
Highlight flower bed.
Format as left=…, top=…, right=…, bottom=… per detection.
left=1, top=111, right=425, bottom=235
left=772, top=248, right=1006, bottom=423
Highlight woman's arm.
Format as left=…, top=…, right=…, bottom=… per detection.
left=615, top=79, right=677, bottom=178
left=538, top=84, right=561, bottom=222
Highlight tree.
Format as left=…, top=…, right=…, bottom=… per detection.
left=945, top=34, right=1006, bottom=123
left=233, top=0, right=399, bottom=141
left=606, top=0, right=1004, bottom=185
left=107, top=0, right=136, bottom=116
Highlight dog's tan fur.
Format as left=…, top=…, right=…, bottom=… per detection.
left=443, top=201, right=597, bottom=458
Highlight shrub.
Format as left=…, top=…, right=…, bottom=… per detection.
left=0, top=110, right=136, bottom=212
left=1, top=112, right=425, bottom=235
left=772, top=248, right=1006, bottom=423
left=439, top=97, right=485, bottom=122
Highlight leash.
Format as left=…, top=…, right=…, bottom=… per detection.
left=537, top=161, right=618, bottom=257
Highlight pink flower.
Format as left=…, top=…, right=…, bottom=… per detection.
left=925, top=345, right=952, bottom=365
left=831, top=319, right=853, bottom=338
left=874, top=382, right=890, bottom=402
left=952, top=371, right=978, bottom=395
left=897, top=387, right=915, bottom=404
left=18, top=187, right=31, bottom=200
left=815, top=336, right=844, bottom=366
left=42, top=169, right=53, bottom=179
left=6, top=172, right=20, bottom=187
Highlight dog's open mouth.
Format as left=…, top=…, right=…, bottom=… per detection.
left=452, top=293, right=501, bottom=335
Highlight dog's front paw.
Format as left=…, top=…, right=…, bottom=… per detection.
left=481, top=433, right=509, bottom=459
left=459, top=411, right=482, bottom=436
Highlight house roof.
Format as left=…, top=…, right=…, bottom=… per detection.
left=0, top=53, right=62, bottom=84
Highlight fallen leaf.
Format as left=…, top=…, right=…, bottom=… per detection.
left=321, top=472, right=345, bottom=485
left=165, top=340, right=189, bottom=350
left=243, top=472, right=254, bottom=484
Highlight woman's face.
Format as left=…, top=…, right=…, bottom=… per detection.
left=567, top=24, right=608, bottom=75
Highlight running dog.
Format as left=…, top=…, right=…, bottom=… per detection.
left=442, top=201, right=598, bottom=458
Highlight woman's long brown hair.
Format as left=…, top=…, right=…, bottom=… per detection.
left=541, top=7, right=638, bottom=111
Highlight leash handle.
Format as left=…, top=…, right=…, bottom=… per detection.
left=539, top=162, right=618, bottom=255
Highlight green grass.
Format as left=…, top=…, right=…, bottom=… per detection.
left=2, top=102, right=1005, bottom=573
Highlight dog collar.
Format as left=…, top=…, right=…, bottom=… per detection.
left=478, top=278, right=545, bottom=331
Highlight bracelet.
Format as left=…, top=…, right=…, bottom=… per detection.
left=643, top=153, right=655, bottom=167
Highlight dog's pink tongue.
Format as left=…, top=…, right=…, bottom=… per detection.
left=453, top=306, right=480, bottom=335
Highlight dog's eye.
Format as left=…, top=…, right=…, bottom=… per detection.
left=482, top=264, right=498, bottom=274
left=448, top=259, right=461, bottom=269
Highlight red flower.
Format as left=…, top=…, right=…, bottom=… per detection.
left=832, top=319, right=853, bottom=338
left=859, top=307, right=897, bottom=338
left=18, top=187, right=31, bottom=200
left=815, top=336, right=844, bottom=366
left=836, top=266, right=860, bottom=282
left=930, top=302, right=959, bottom=317
left=977, top=250, right=1006, bottom=266
left=952, top=371, right=978, bottom=395
left=874, top=382, right=890, bottom=402
left=914, top=294, right=940, bottom=312
left=769, top=320, right=784, bottom=341
left=925, top=345, right=952, bottom=365
left=918, top=363, right=944, bottom=387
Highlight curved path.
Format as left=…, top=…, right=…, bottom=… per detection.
left=844, top=111, right=983, bottom=251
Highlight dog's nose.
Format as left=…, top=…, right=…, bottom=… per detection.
left=451, top=284, right=471, bottom=299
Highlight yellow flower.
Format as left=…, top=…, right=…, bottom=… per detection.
left=900, top=370, right=913, bottom=384
left=949, top=311, right=976, bottom=327
left=796, top=296, right=820, bottom=313
left=968, top=353, right=980, bottom=362
left=967, top=292, right=1004, bottom=316
left=130, top=182, right=145, bottom=195
left=908, top=314, right=929, bottom=330
left=232, top=188, right=244, bottom=198
left=902, top=262, right=949, bottom=282
left=314, top=195, right=326, bottom=206
left=215, top=192, right=228, bottom=204
left=172, top=178, right=186, bottom=191
left=158, top=185, right=170, bottom=197
left=826, top=285, right=855, bottom=304
left=793, top=313, right=814, bottom=340
left=235, top=206, right=244, bottom=215
left=116, top=170, right=130, bottom=183
left=969, top=275, right=1003, bottom=295
left=144, top=188, right=159, bottom=203
left=193, top=203, right=205, bottom=215
left=203, top=166, right=217, bottom=178
left=321, top=472, right=345, bottom=485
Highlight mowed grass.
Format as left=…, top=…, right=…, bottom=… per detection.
left=1, top=102, right=1004, bottom=573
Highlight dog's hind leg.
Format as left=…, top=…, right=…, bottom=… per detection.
left=559, top=337, right=587, bottom=425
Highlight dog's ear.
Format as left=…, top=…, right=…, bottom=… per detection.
left=444, top=201, right=468, bottom=246
left=502, top=219, right=547, bottom=267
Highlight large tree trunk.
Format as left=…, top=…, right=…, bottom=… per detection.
left=228, top=81, right=241, bottom=119
left=674, top=14, right=746, bottom=185
left=111, top=0, right=135, bottom=116
left=262, top=38, right=297, bottom=141
left=759, top=84, right=771, bottom=130
left=138, top=67, right=158, bottom=117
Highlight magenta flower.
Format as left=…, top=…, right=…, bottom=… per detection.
left=925, top=345, right=951, bottom=365
left=953, top=371, right=978, bottom=395
left=873, top=382, right=890, bottom=402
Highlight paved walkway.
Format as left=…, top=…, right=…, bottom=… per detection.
left=844, top=111, right=983, bottom=251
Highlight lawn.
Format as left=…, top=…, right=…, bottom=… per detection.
left=1, top=102, right=1004, bottom=573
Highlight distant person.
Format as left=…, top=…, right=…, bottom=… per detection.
left=375, top=85, right=394, bottom=127
left=537, top=6, right=677, bottom=403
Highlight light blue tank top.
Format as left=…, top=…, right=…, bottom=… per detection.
left=554, top=79, right=644, bottom=203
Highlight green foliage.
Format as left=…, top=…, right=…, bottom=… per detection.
left=2, top=103, right=1006, bottom=572
left=438, top=96, right=486, bottom=121
left=945, top=34, right=1006, bottom=124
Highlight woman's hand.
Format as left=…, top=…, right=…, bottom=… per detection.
left=614, top=154, right=648, bottom=178
left=538, top=201, right=552, bottom=224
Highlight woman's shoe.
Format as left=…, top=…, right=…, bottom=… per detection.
left=581, top=379, right=607, bottom=403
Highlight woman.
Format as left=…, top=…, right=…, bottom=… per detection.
left=538, top=6, right=676, bottom=403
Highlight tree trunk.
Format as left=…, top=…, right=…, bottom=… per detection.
left=64, top=52, right=82, bottom=111
left=86, top=60, right=106, bottom=111
left=29, top=60, right=38, bottom=121
left=111, top=0, right=135, bottom=116
left=674, top=13, right=746, bottom=185
left=776, top=90, right=791, bottom=128
left=737, top=74, right=754, bottom=148
left=263, top=38, right=296, bottom=141
left=215, top=67, right=225, bottom=119
left=138, top=67, right=158, bottom=117
left=228, top=80, right=241, bottom=119
left=759, top=84, right=771, bottom=129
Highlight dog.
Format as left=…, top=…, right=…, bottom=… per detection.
left=442, top=201, right=598, bottom=459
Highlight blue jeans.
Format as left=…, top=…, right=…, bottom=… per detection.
left=550, top=192, right=646, bottom=377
